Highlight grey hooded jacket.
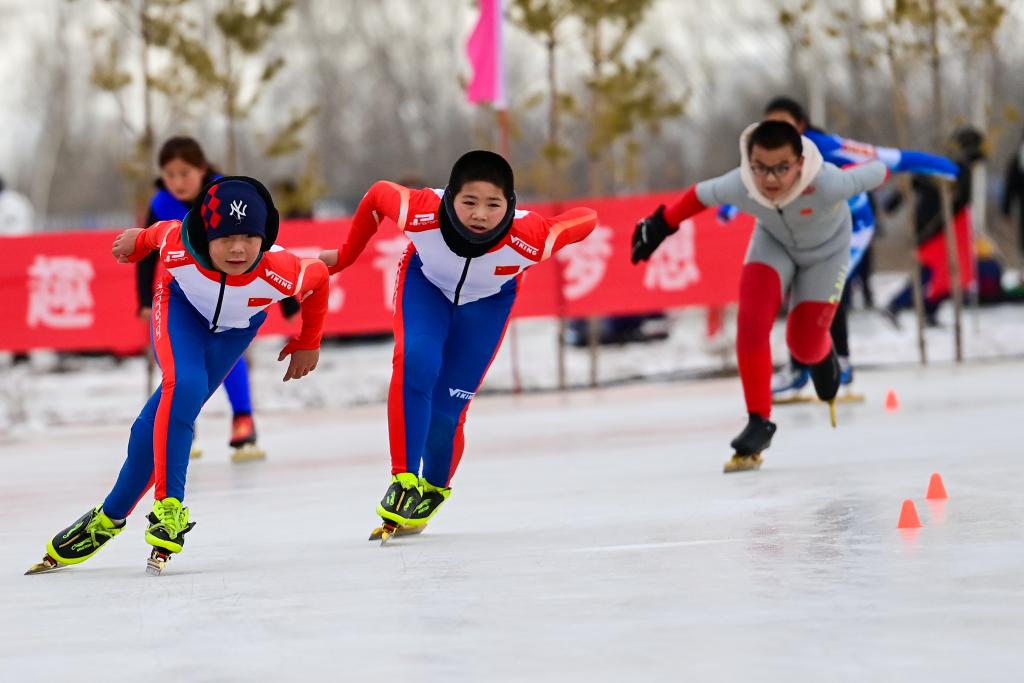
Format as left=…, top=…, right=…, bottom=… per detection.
left=695, top=124, right=888, bottom=265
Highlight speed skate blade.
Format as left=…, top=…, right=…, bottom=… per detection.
left=775, top=393, right=864, bottom=406
left=368, top=524, right=425, bottom=541
left=724, top=453, right=763, bottom=473
left=25, top=555, right=64, bottom=575
left=231, top=444, right=266, bottom=463
left=773, top=395, right=815, bottom=405
left=146, top=548, right=171, bottom=576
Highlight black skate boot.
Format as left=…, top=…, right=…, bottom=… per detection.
left=403, top=477, right=451, bottom=529
left=144, top=498, right=196, bottom=575
left=230, top=413, right=265, bottom=462
left=810, top=348, right=841, bottom=427
left=26, top=506, right=125, bottom=574
left=725, top=413, right=777, bottom=473
left=370, top=472, right=422, bottom=544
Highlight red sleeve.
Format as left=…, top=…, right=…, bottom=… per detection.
left=285, top=258, right=330, bottom=351
left=537, top=207, right=599, bottom=260
left=662, top=186, right=706, bottom=228
left=333, top=181, right=412, bottom=274
left=127, top=220, right=180, bottom=263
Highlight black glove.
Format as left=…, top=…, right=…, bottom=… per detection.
left=279, top=296, right=301, bottom=320
left=630, top=205, right=675, bottom=264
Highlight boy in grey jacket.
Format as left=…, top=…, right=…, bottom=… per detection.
left=631, top=120, right=887, bottom=472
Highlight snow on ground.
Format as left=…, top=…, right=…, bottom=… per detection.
left=1, top=290, right=1022, bottom=436
left=2, top=356, right=1023, bottom=681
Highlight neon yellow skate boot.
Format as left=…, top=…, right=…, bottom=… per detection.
left=27, top=506, right=125, bottom=573
left=375, top=472, right=420, bottom=526
left=145, top=498, right=195, bottom=554
left=402, top=478, right=451, bottom=528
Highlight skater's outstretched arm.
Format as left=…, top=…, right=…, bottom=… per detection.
left=632, top=170, right=738, bottom=263
left=322, top=181, right=436, bottom=274
left=525, top=207, right=598, bottom=260
left=277, top=257, right=330, bottom=382
left=112, top=220, right=180, bottom=264
left=807, top=129, right=959, bottom=179
left=819, top=160, right=889, bottom=203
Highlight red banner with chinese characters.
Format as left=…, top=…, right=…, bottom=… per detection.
left=0, top=192, right=754, bottom=353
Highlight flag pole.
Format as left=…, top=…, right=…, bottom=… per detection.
left=496, top=107, right=523, bottom=394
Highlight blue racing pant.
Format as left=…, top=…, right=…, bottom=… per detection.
left=387, top=250, right=517, bottom=488
left=103, top=281, right=263, bottom=518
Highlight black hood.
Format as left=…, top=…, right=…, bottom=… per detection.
left=439, top=150, right=517, bottom=258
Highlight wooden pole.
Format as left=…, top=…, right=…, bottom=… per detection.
left=587, top=317, right=599, bottom=388
left=496, top=108, right=523, bottom=394
left=939, top=180, right=964, bottom=362
left=899, top=175, right=928, bottom=365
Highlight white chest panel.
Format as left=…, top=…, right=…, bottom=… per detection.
left=408, top=231, right=536, bottom=304
left=170, top=264, right=285, bottom=330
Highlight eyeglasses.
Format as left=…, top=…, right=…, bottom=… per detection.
left=750, top=161, right=797, bottom=179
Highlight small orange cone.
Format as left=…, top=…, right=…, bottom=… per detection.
left=884, top=389, right=900, bottom=412
left=897, top=499, right=922, bottom=529
left=926, top=472, right=948, bottom=500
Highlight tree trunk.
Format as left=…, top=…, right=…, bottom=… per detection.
left=137, top=0, right=155, bottom=226
left=927, top=0, right=944, bottom=149
left=885, top=13, right=927, bottom=364
left=30, top=2, right=70, bottom=230
left=224, top=39, right=238, bottom=173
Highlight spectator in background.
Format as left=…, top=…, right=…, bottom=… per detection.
left=1000, top=126, right=1024, bottom=264
left=0, top=175, right=36, bottom=235
left=883, top=127, right=983, bottom=326
left=139, top=137, right=297, bottom=461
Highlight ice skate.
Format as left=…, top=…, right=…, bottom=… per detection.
left=771, top=363, right=812, bottom=405
left=402, top=478, right=451, bottom=528
left=144, top=498, right=195, bottom=575
left=811, top=349, right=841, bottom=428
left=367, top=523, right=426, bottom=541
left=836, top=356, right=865, bottom=403
left=229, top=414, right=265, bottom=462
left=26, top=505, right=125, bottom=575
left=372, top=472, right=420, bottom=545
left=724, top=413, right=776, bottom=473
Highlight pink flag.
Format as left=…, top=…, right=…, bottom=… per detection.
left=466, top=0, right=505, bottom=109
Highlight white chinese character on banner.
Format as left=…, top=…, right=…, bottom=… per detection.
left=557, top=225, right=613, bottom=301
left=643, top=219, right=700, bottom=291
left=373, top=236, right=411, bottom=310
left=327, top=274, right=346, bottom=313
left=27, top=255, right=95, bottom=329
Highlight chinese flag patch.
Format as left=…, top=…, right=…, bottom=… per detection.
left=800, top=208, right=814, bottom=216
left=248, top=297, right=273, bottom=307
left=494, top=265, right=520, bottom=276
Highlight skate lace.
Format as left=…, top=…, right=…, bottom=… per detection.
left=81, top=515, right=117, bottom=549
left=152, top=504, right=187, bottom=536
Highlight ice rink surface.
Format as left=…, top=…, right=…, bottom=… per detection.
left=3, top=359, right=1023, bottom=682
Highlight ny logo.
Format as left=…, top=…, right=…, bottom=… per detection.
left=229, top=200, right=247, bottom=221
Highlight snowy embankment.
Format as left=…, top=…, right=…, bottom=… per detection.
left=1, top=273, right=1021, bottom=437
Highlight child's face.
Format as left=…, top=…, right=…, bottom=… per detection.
left=749, top=145, right=804, bottom=200
left=208, top=234, right=263, bottom=275
left=453, top=181, right=508, bottom=233
left=161, top=158, right=207, bottom=203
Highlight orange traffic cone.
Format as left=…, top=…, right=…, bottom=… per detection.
left=897, top=499, right=922, bottom=529
left=926, top=472, right=948, bottom=500
left=884, top=389, right=900, bottom=412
